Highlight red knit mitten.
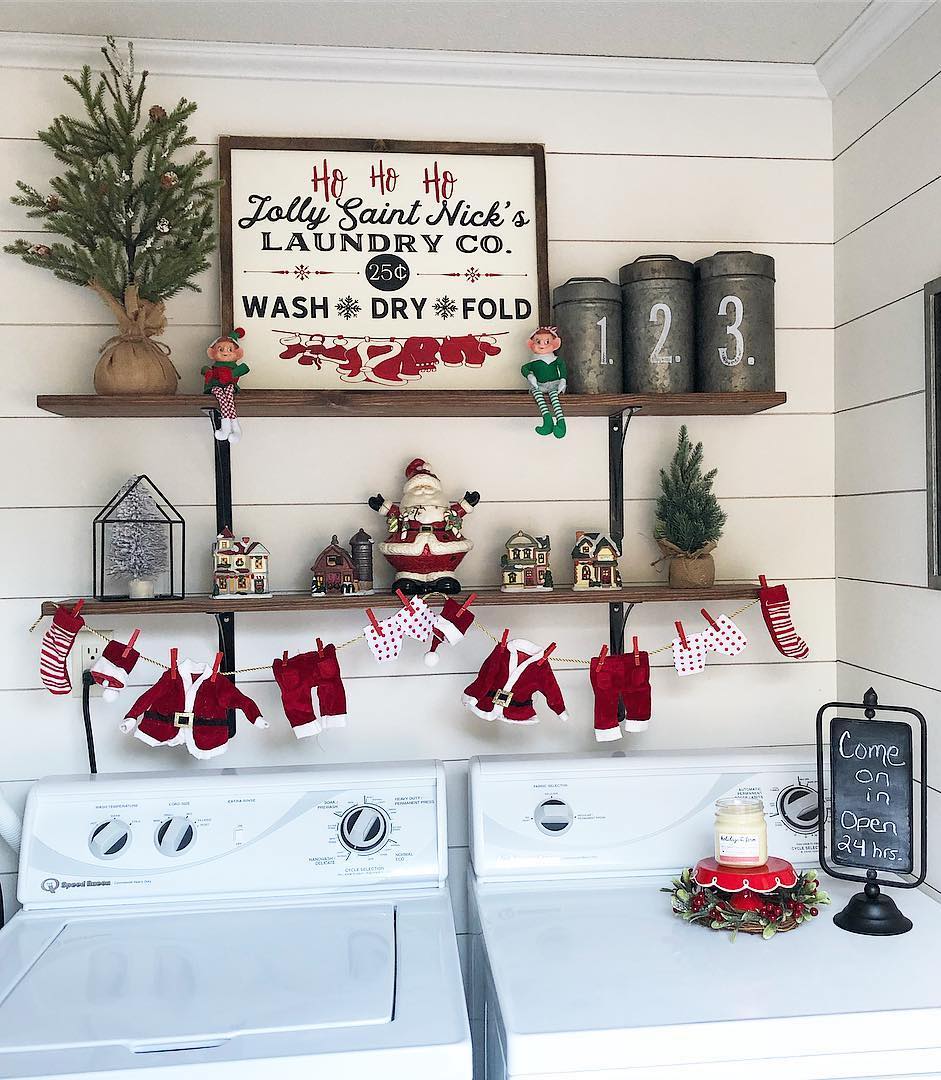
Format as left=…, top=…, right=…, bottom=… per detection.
left=759, top=576, right=809, bottom=659
left=40, top=603, right=85, bottom=695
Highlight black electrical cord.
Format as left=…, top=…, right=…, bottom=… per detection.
left=82, top=670, right=98, bottom=774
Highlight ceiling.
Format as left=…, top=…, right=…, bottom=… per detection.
left=0, top=1, right=872, bottom=64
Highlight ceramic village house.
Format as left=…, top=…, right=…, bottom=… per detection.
left=212, top=528, right=271, bottom=597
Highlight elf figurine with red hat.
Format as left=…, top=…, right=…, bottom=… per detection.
left=368, top=459, right=480, bottom=595
left=203, top=328, right=249, bottom=443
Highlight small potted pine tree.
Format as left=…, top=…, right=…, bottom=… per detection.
left=654, top=426, right=727, bottom=588
left=5, top=37, right=217, bottom=395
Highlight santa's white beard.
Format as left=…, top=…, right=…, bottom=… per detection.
left=401, top=481, right=445, bottom=509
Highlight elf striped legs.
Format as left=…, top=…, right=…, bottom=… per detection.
left=529, top=387, right=567, bottom=439
left=211, top=386, right=242, bottom=444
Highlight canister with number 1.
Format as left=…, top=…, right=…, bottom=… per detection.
left=619, top=255, right=695, bottom=393
left=695, top=251, right=775, bottom=392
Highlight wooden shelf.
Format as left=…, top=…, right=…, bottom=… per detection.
left=36, top=390, right=786, bottom=419
left=41, top=583, right=760, bottom=618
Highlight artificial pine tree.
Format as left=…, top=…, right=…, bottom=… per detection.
left=5, top=37, right=218, bottom=395
left=107, top=476, right=169, bottom=595
left=654, top=426, right=727, bottom=587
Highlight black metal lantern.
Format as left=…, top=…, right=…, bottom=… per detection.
left=93, top=475, right=185, bottom=601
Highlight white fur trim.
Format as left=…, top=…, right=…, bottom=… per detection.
left=595, top=727, right=622, bottom=742
left=380, top=535, right=473, bottom=556
left=434, top=617, right=464, bottom=645
left=499, top=716, right=540, bottom=725
left=556, top=711, right=570, bottom=723
left=185, top=739, right=229, bottom=760
left=622, top=718, right=649, bottom=732
left=325, top=714, right=347, bottom=728
left=293, top=719, right=324, bottom=739
left=424, top=650, right=440, bottom=667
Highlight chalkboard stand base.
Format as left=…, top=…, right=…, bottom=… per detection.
left=833, top=872, right=913, bottom=936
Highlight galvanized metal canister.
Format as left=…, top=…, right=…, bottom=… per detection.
left=695, top=251, right=775, bottom=392
left=619, top=255, right=695, bottom=393
left=551, top=277, right=623, bottom=394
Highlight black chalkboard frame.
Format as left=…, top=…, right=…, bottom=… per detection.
left=816, top=688, right=927, bottom=891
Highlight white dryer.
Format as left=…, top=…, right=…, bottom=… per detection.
left=0, top=760, right=470, bottom=1079
left=467, top=750, right=941, bottom=1080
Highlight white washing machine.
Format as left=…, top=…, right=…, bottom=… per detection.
left=467, top=750, right=941, bottom=1080
left=0, top=760, right=470, bottom=1079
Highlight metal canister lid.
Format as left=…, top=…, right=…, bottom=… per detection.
left=695, top=250, right=776, bottom=281
left=618, top=255, right=695, bottom=286
left=553, top=276, right=621, bottom=304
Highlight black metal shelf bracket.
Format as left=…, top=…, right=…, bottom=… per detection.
left=608, top=407, right=639, bottom=657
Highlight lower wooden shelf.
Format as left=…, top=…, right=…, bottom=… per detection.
left=41, top=583, right=760, bottom=617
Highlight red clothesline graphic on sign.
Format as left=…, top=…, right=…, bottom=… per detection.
left=274, top=330, right=506, bottom=385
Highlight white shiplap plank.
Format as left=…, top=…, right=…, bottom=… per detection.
left=836, top=491, right=928, bottom=589
left=834, top=393, right=926, bottom=496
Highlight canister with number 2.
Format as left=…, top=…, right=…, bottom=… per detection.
left=619, top=256, right=695, bottom=393
left=695, top=251, right=775, bottom=392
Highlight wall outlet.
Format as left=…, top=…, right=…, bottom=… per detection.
left=72, top=631, right=112, bottom=697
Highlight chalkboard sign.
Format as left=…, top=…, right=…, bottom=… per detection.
left=830, top=717, right=914, bottom=874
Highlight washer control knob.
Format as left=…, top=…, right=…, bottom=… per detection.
left=535, top=799, right=573, bottom=835
left=338, top=805, right=389, bottom=854
left=155, top=816, right=196, bottom=857
left=89, top=818, right=131, bottom=859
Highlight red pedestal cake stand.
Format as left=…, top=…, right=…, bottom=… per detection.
left=694, top=856, right=797, bottom=894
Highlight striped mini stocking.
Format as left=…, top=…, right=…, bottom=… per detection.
left=759, top=577, right=809, bottom=659
left=40, top=603, right=85, bottom=695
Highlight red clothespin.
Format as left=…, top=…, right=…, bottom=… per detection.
left=170, top=647, right=178, bottom=678
left=396, top=589, right=415, bottom=614
left=210, top=651, right=223, bottom=683
left=366, top=609, right=384, bottom=637
left=71, top=599, right=85, bottom=617
left=701, top=608, right=720, bottom=631
left=123, top=628, right=140, bottom=658
left=675, top=621, right=689, bottom=650
left=457, top=592, right=477, bottom=615
left=282, top=650, right=289, bottom=663
left=597, top=644, right=608, bottom=670
left=499, top=628, right=509, bottom=648
left=316, top=638, right=324, bottom=654
left=632, top=636, right=640, bottom=662
left=759, top=574, right=768, bottom=589
left=539, top=642, right=557, bottom=666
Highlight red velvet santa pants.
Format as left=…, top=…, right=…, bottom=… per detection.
left=272, top=644, right=347, bottom=738
left=589, top=651, right=651, bottom=741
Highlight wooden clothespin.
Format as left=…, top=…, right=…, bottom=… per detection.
left=396, top=589, right=415, bottom=614
left=675, top=621, right=689, bottom=650
left=632, top=636, right=640, bottom=662
left=701, top=608, right=720, bottom=631
left=499, top=628, right=509, bottom=648
left=123, top=628, right=141, bottom=658
left=539, top=642, right=557, bottom=666
left=71, top=599, right=85, bottom=617
left=170, top=647, right=178, bottom=678
left=457, top=592, right=477, bottom=615
left=366, top=609, right=384, bottom=637
left=210, top=651, right=223, bottom=682
left=597, top=644, right=608, bottom=670
left=759, top=574, right=768, bottom=589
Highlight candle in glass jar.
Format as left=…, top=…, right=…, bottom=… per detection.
left=714, top=798, right=768, bottom=867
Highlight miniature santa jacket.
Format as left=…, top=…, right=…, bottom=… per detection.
left=122, top=659, right=266, bottom=759
left=463, top=638, right=569, bottom=724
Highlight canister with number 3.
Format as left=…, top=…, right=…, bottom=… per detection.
left=695, top=251, right=775, bottom=392
left=551, top=277, right=623, bottom=394
left=619, top=256, right=695, bottom=393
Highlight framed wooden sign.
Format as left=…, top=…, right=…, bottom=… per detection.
left=219, top=136, right=548, bottom=390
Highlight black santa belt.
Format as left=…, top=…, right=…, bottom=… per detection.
left=487, top=689, right=533, bottom=709
left=145, top=710, right=236, bottom=736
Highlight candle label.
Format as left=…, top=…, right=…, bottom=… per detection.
left=718, top=832, right=761, bottom=860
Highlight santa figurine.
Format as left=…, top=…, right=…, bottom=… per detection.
left=368, top=459, right=480, bottom=595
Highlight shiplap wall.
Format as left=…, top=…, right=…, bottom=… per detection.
left=833, top=2, right=941, bottom=888
left=0, top=45, right=835, bottom=931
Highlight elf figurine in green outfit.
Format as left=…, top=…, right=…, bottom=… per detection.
left=203, top=328, right=249, bottom=443
left=521, top=326, right=567, bottom=438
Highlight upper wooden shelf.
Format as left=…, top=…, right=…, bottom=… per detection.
left=41, top=583, right=760, bottom=618
left=36, top=390, right=787, bottom=419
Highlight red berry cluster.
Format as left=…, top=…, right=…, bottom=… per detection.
left=690, top=890, right=711, bottom=913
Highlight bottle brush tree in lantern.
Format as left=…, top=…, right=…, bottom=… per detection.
left=654, top=425, right=727, bottom=588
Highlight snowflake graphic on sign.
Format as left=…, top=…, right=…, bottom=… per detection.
left=336, top=295, right=362, bottom=320
left=434, top=296, right=457, bottom=320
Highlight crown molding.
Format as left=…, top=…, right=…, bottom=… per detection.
left=0, top=31, right=827, bottom=100
left=816, top=0, right=935, bottom=96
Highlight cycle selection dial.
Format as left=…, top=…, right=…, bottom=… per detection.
left=88, top=818, right=131, bottom=860
left=338, top=804, right=390, bottom=854
left=155, top=816, right=196, bottom=857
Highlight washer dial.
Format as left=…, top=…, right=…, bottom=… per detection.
left=777, top=784, right=819, bottom=834
left=89, top=818, right=131, bottom=859
left=155, top=816, right=196, bottom=857
left=535, top=799, right=574, bottom=835
left=338, top=805, right=390, bottom=854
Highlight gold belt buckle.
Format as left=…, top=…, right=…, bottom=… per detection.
left=173, top=711, right=194, bottom=728
left=492, top=689, right=512, bottom=707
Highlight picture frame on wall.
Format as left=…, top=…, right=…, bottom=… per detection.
left=924, top=274, right=941, bottom=590
left=218, top=136, right=549, bottom=390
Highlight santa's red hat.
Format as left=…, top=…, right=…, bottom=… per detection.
left=405, top=459, right=438, bottom=482
left=424, top=596, right=475, bottom=667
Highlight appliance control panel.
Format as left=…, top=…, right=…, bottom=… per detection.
left=18, top=762, right=446, bottom=907
left=469, top=750, right=822, bottom=881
